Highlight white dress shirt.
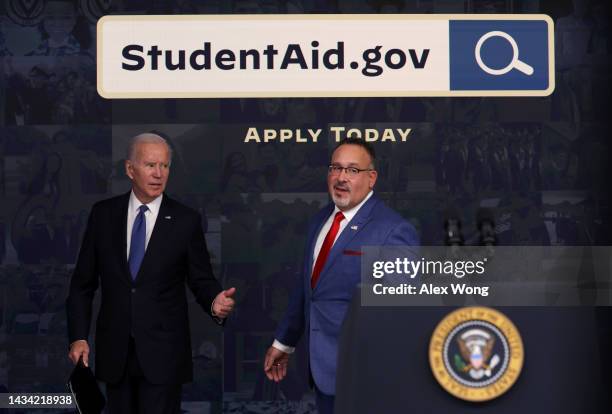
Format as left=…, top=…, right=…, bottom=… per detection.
left=273, top=191, right=374, bottom=354
left=126, top=191, right=162, bottom=259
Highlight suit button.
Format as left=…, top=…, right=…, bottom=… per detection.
left=131, top=288, right=136, bottom=293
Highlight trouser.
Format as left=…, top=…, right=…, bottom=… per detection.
left=105, top=338, right=182, bottom=414
left=315, top=385, right=335, bottom=414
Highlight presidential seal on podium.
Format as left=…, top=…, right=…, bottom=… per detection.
left=429, top=307, right=524, bottom=402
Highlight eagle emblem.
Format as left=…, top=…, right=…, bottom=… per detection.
left=455, top=328, right=500, bottom=379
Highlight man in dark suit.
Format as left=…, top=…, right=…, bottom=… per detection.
left=263, top=139, right=419, bottom=413
left=66, top=133, right=235, bottom=414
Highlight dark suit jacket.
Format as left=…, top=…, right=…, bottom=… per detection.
left=66, top=192, right=222, bottom=385
left=275, top=195, right=419, bottom=394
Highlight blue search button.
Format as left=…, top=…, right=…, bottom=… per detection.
left=449, top=20, right=551, bottom=92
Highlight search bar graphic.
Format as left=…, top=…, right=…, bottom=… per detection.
left=97, top=14, right=555, bottom=98
left=449, top=19, right=552, bottom=93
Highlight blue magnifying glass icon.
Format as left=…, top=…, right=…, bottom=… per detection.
left=475, top=31, right=534, bottom=76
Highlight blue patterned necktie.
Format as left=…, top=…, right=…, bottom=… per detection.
left=128, top=205, right=149, bottom=280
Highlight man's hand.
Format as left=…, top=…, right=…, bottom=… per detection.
left=212, top=287, right=236, bottom=318
left=68, top=340, right=90, bottom=367
left=264, top=346, right=290, bottom=382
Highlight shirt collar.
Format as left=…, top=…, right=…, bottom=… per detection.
left=332, top=190, right=374, bottom=223
left=129, top=191, right=163, bottom=216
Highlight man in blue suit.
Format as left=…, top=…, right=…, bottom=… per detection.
left=264, top=138, right=419, bottom=413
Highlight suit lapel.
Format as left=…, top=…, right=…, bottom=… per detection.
left=112, top=193, right=131, bottom=283
left=134, top=195, right=174, bottom=283
left=313, top=196, right=379, bottom=291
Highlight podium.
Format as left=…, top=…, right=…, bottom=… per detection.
left=335, top=288, right=611, bottom=413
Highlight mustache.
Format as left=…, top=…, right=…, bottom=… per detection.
left=333, top=182, right=350, bottom=191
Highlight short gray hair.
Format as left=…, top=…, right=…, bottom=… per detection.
left=126, top=133, right=173, bottom=163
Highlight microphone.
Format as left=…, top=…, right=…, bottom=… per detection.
left=444, top=208, right=464, bottom=246
left=476, top=208, right=496, bottom=246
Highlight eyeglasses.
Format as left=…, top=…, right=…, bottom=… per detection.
left=328, top=165, right=374, bottom=177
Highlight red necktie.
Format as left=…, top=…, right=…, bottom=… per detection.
left=311, top=211, right=345, bottom=289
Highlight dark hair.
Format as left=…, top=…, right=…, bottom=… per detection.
left=333, top=138, right=376, bottom=168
